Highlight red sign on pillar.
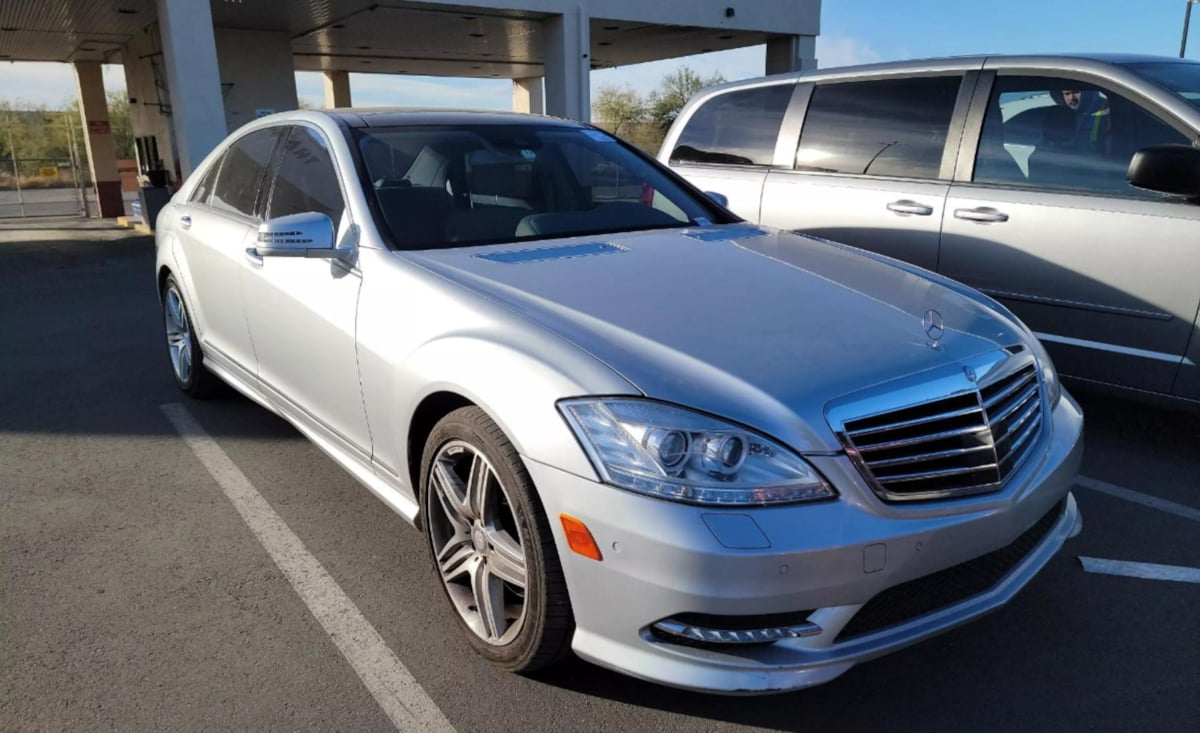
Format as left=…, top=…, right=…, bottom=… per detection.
left=87, top=120, right=111, bottom=135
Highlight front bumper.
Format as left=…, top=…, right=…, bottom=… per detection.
left=528, top=391, right=1084, bottom=694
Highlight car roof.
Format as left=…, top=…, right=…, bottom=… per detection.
left=314, top=108, right=587, bottom=129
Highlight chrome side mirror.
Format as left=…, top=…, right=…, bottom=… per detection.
left=253, top=211, right=341, bottom=259
left=704, top=191, right=730, bottom=208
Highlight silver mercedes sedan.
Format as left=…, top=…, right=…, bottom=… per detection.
left=155, top=109, right=1083, bottom=694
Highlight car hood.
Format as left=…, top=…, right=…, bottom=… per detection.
left=407, top=226, right=1025, bottom=453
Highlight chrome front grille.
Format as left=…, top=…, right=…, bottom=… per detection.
left=837, top=359, right=1043, bottom=502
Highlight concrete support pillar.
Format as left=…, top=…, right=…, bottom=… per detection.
left=213, top=29, right=298, bottom=131
left=766, top=35, right=818, bottom=74
left=512, top=76, right=544, bottom=115
left=73, top=61, right=124, bottom=218
left=156, top=0, right=226, bottom=179
left=543, top=10, right=590, bottom=121
left=323, top=70, right=352, bottom=108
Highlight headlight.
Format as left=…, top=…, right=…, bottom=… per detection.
left=1028, top=335, right=1061, bottom=407
left=558, top=399, right=836, bottom=506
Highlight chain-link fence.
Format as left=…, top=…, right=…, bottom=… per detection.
left=0, top=156, right=91, bottom=218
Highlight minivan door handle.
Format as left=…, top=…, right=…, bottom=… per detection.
left=954, top=207, right=1009, bottom=223
left=179, top=215, right=192, bottom=230
left=886, top=200, right=934, bottom=216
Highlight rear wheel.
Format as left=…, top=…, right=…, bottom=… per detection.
left=162, top=275, right=221, bottom=398
left=420, top=406, right=574, bottom=672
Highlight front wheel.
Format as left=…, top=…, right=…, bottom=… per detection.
left=420, top=406, right=574, bottom=672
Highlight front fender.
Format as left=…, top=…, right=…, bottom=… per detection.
left=394, top=334, right=638, bottom=484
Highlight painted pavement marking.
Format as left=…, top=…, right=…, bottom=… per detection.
left=162, top=403, right=455, bottom=733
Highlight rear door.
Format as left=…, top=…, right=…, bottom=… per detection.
left=176, top=127, right=283, bottom=377
left=760, top=73, right=973, bottom=271
left=663, top=81, right=798, bottom=221
left=940, top=69, right=1200, bottom=394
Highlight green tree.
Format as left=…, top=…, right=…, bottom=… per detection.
left=646, top=66, right=725, bottom=130
left=591, top=84, right=646, bottom=136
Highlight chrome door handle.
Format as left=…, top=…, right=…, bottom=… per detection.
left=954, top=207, right=1009, bottom=223
left=886, top=200, right=934, bottom=216
left=179, top=215, right=192, bottom=230
left=244, top=247, right=264, bottom=267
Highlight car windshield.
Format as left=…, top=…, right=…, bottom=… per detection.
left=1127, top=61, right=1200, bottom=110
left=354, top=124, right=724, bottom=250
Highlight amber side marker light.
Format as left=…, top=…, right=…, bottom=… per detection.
left=560, top=514, right=603, bottom=561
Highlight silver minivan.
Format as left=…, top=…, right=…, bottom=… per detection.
left=661, top=54, right=1200, bottom=406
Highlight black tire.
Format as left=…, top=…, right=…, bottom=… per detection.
left=161, top=274, right=222, bottom=399
left=420, top=406, right=574, bottom=672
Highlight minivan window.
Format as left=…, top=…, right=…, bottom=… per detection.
left=794, top=76, right=961, bottom=179
left=210, top=127, right=282, bottom=218
left=268, top=126, right=345, bottom=228
left=1128, top=61, right=1200, bottom=110
left=669, top=84, right=794, bottom=167
left=973, top=76, right=1191, bottom=197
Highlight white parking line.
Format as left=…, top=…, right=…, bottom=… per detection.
left=1076, top=476, right=1200, bottom=523
left=161, top=403, right=455, bottom=733
left=1079, top=557, right=1200, bottom=584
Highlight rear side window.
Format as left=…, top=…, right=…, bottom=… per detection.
left=795, top=76, right=962, bottom=179
left=211, top=127, right=282, bottom=218
left=670, top=84, right=794, bottom=166
left=268, top=126, right=345, bottom=228
left=189, top=154, right=223, bottom=203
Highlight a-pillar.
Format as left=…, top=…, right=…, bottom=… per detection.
left=72, top=62, right=124, bottom=218
left=543, top=10, right=589, bottom=121
left=512, top=77, right=544, bottom=115
left=323, top=70, right=352, bottom=108
left=156, top=0, right=226, bottom=179
left=765, top=35, right=818, bottom=74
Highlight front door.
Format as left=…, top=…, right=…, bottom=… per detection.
left=940, top=72, right=1200, bottom=394
left=240, top=125, right=370, bottom=454
left=761, top=75, right=967, bottom=272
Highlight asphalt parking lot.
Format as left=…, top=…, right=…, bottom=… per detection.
left=2, top=222, right=1197, bottom=732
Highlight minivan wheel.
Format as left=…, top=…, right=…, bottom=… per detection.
left=162, top=275, right=220, bottom=398
left=420, top=406, right=574, bottom=672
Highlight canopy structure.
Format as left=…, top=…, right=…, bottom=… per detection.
left=0, top=0, right=820, bottom=216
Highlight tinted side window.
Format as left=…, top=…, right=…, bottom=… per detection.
left=268, top=126, right=345, bottom=227
left=670, top=84, right=794, bottom=166
left=973, top=75, right=1191, bottom=197
left=190, top=154, right=223, bottom=203
left=211, top=128, right=282, bottom=218
left=795, top=76, right=961, bottom=179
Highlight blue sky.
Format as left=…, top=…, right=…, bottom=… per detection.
left=0, top=1, right=1195, bottom=109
